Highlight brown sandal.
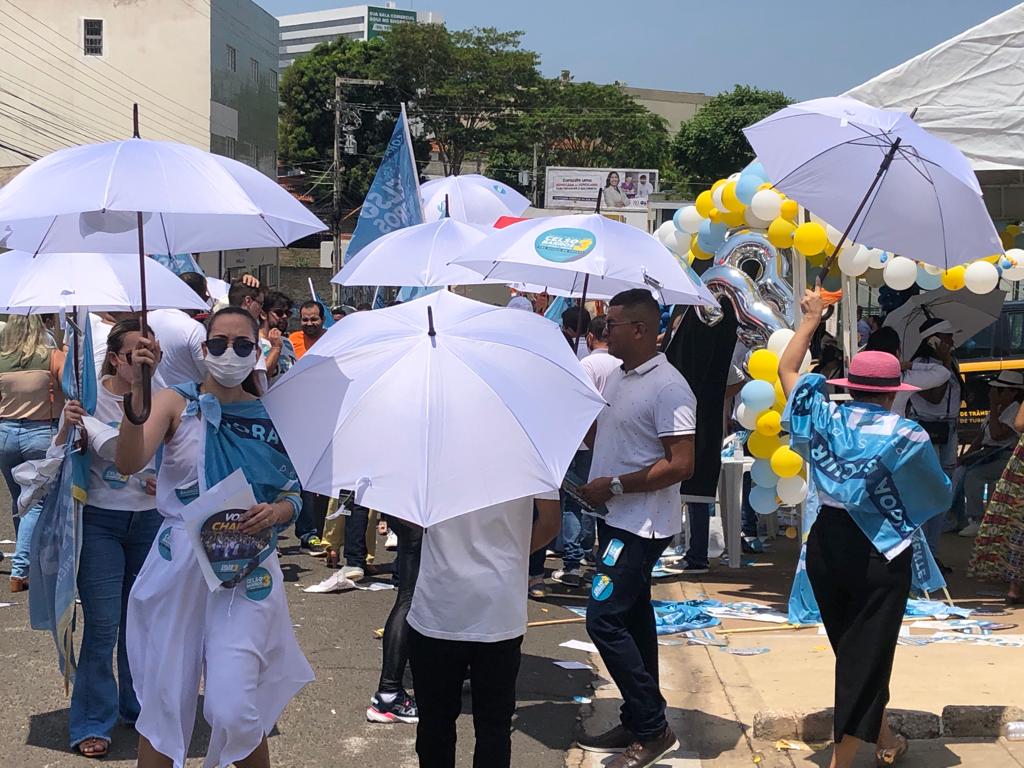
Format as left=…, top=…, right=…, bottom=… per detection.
left=76, top=737, right=109, bottom=758
left=875, top=734, right=908, bottom=766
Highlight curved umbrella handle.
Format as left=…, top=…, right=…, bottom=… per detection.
left=123, top=363, right=152, bottom=424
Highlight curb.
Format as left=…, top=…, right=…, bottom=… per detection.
left=752, top=705, right=1024, bottom=741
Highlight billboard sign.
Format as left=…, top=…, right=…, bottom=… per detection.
left=366, top=6, right=417, bottom=39
left=544, top=167, right=659, bottom=211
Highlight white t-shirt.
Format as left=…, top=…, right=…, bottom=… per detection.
left=982, top=401, right=1021, bottom=447
left=589, top=353, right=696, bottom=538
left=83, top=377, right=157, bottom=511
left=408, top=491, right=559, bottom=643
left=580, top=347, right=620, bottom=395
left=147, top=309, right=207, bottom=389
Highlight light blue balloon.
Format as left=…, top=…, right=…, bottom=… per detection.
left=672, top=207, right=686, bottom=231
left=745, top=160, right=767, bottom=180
left=697, top=219, right=727, bottom=254
left=750, top=459, right=777, bottom=488
left=916, top=265, right=943, bottom=291
left=735, top=172, right=763, bottom=206
left=741, top=380, right=775, bottom=413
left=749, top=485, right=779, bottom=516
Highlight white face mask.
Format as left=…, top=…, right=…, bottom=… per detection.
left=204, top=348, right=255, bottom=388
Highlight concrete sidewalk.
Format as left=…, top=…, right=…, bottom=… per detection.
left=568, top=532, right=1024, bottom=767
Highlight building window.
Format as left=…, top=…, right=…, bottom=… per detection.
left=83, top=19, right=103, bottom=56
left=226, top=44, right=236, bottom=72
left=250, top=58, right=259, bottom=86
left=251, top=143, right=259, bottom=167
left=270, top=69, right=278, bottom=92
left=224, top=136, right=235, bottom=158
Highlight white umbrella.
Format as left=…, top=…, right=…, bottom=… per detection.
left=450, top=213, right=717, bottom=307
left=743, top=96, right=1002, bottom=270
left=0, top=251, right=209, bottom=314
left=263, top=290, right=606, bottom=528
left=883, top=287, right=1006, bottom=358
left=421, top=174, right=530, bottom=225
left=332, top=218, right=500, bottom=288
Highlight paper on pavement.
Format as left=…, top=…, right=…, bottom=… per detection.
left=559, top=639, right=599, bottom=653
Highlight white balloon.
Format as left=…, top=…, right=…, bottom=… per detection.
left=750, top=189, right=782, bottom=221
left=864, top=247, right=888, bottom=269
left=728, top=171, right=741, bottom=180
left=744, top=206, right=772, bottom=229
left=777, top=476, right=808, bottom=505
left=671, top=228, right=691, bottom=255
left=712, top=183, right=727, bottom=211
left=766, top=329, right=795, bottom=357
left=883, top=256, right=917, bottom=290
left=838, top=244, right=870, bottom=276
left=736, top=402, right=760, bottom=430
left=677, top=205, right=703, bottom=234
left=1004, top=248, right=1024, bottom=281
left=656, top=221, right=677, bottom=248
left=964, top=260, right=1000, bottom=294
left=825, top=223, right=844, bottom=245
left=921, top=262, right=944, bottom=275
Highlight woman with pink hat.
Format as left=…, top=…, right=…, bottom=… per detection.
left=778, top=287, right=952, bottom=768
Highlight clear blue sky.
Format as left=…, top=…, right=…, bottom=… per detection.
left=259, top=0, right=1018, bottom=99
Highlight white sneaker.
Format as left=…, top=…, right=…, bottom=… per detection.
left=340, top=565, right=365, bottom=582
left=552, top=567, right=584, bottom=587
left=958, top=521, right=981, bottom=537
left=385, top=531, right=398, bottom=550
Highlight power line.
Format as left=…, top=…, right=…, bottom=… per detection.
left=0, top=89, right=116, bottom=145
left=0, top=137, right=40, bottom=161
left=1, top=70, right=129, bottom=142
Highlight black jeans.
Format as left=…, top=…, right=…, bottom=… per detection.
left=295, top=491, right=328, bottom=545
left=683, top=501, right=711, bottom=568
left=409, top=628, right=523, bottom=768
left=586, top=521, right=670, bottom=740
left=343, top=502, right=371, bottom=568
left=378, top=518, right=422, bottom=694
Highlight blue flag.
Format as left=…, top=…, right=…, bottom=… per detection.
left=544, top=295, right=569, bottom=322
left=346, top=104, right=424, bottom=263
left=150, top=253, right=202, bottom=276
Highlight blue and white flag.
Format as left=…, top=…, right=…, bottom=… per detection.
left=347, top=104, right=424, bottom=263
left=544, top=295, right=569, bottom=322
left=787, top=476, right=822, bottom=625
left=150, top=252, right=202, bottom=276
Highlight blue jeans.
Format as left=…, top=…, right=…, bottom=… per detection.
left=684, top=501, right=712, bottom=569
left=69, top=505, right=161, bottom=748
left=561, top=450, right=594, bottom=569
left=0, top=419, right=57, bottom=578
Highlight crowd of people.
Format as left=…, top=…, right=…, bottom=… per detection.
left=1, top=265, right=1023, bottom=768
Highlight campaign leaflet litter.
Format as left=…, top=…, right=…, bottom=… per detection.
left=181, top=469, right=275, bottom=592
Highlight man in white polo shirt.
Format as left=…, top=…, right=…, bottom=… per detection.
left=577, top=289, right=696, bottom=768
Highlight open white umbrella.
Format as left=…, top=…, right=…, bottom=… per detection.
left=743, top=96, right=1002, bottom=271
left=883, top=287, right=1006, bottom=358
left=263, top=290, right=605, bottom=528
left=421, top=174, right=530, bottom=225
left=0, top=108, right=325, bottom=421
left=0, top=251, right=209, bottom=314
left=332, top=218, right=500, bottom=288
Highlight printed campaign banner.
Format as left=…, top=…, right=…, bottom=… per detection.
left=545, top=167, right=659, bottom=211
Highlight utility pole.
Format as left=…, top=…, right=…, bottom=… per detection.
left=332, top=76, right=383, bottom=304
left=531, top=142, right=539, bottom=207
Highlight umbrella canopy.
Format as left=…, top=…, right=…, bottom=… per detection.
left=883, top=287, right=1006, bottom=359
left=263, top=290, right=606, bottom=528
left=451, top=213, right=716, bottom=306
left=743, top=96, right=1002, bottom=269
left=0, top=251, right=209, bottom=314
left=0, top=138, right=325, bottom=254
left=332, top=218, right=501, bottom=288
left=421, top=174, right=531, bottom=225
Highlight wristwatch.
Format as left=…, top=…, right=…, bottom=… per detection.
left=610, top=476, right=624, bottom=496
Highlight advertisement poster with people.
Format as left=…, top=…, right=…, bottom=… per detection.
left=544, top=167, right=659, bottom=211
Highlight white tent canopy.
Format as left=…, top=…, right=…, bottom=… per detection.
left=844, top=3, right=1024, bottom=171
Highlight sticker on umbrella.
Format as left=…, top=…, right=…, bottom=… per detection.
left=534, top=227, right=597, bottom=263
left=199, top=509, right=277, bottom=589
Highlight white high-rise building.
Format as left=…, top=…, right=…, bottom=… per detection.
left=278, top=3, right=442, bottom=69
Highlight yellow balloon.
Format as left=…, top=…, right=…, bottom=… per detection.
left=722, top=181, right=744, bottom=212
left=767, top=217, right=796, bottom=248
left=942, top=265, right=966, bottom=291
left=757, top=182, right=774, bottom=191
left=748, top=349, right=780, bottom=383
left=774, top=379, right=787, bottom=409
left=770, top=446, right=803, bottom=478
left=793, top=222, right=828, bottom=256
left=748, top=431, right=784, bottom=460
left=720, top=207, right=746, bottom=227
left=710, top=178, right=727, bottom=193
left=755, top=410, right=782, bottom=437
left=687, top=251, right=695, bottom=265
left=780, top=199, right=799, bottom=221
left=984, top=253, right=1002, bottom=264
left=695, top=191, right=714, bottom=218
left=690, top=240, right=713, bottom=261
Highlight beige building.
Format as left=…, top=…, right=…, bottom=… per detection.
left=620, top=86, right=710, bottom=136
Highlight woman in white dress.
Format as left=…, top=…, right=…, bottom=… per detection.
left=115, top=307, right=313, bottom=768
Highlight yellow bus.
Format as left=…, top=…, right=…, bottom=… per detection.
left=958, top=300, right=1024, bottom=442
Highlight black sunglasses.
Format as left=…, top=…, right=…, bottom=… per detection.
left=206, top=336, right=256, bottom=357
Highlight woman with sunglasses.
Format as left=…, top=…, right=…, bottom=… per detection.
left=115, top=307, right=313, bottom=768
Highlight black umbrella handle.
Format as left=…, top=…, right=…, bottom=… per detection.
left=123, top=367, right=152, bottom=425
left=125, top=208, right=152, bottom=424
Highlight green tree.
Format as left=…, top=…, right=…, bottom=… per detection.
left=671, top=85, right=791, bottom=185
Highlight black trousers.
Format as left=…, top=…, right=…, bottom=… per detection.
left=408, top=628, right=522, bottom=768
left=295, top=491, right=328, bottom=544
left=585, top=521, right=670, bottom=740
left=343, top=502, right=371, bottom=568
left=378, top=518, right=422, bottom=694
left=807, top=506, right=912, bottom=743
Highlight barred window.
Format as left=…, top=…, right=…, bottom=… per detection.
left=83, top=19, right=103, bottom=56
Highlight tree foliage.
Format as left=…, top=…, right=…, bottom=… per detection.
left=671, top=85, right=791, bottom=185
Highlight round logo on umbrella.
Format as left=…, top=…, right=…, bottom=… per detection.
left=534, top=227, right=597, bottom=263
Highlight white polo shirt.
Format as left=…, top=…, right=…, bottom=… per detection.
left=581, top=347, right=621, bottom=395
left=589, top=353, right=696, bottom=538
left=148, top=309, right=207, bottom=389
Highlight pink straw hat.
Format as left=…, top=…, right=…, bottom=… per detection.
left=827, top=350, right=919, bottom=393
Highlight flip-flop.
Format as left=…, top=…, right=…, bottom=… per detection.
left=875, top=734, right=908, bottom=766
left=76, top=737, right=109, bottom=759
